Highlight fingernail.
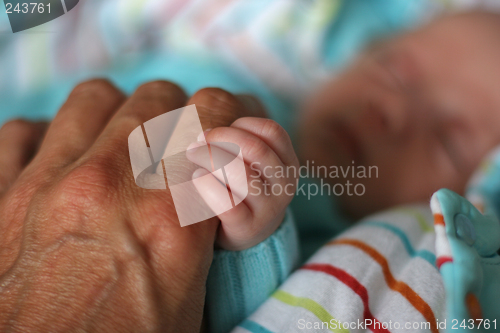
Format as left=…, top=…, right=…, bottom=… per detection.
left=197, top=128, right=212, bottom=142
left=187, top=141, right=203, bottom=151
left=193, top=168, right=209, bottom=179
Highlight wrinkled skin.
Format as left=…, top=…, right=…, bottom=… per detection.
left=4, top=10, right=500, bottom=333
left=299, top=12, right=500, bottom=218
left=0, top=80, right=264, bottom=332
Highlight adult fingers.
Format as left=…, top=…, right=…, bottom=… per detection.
left=0, top=119, right=48, bottom=195
left=87, top=81, right=187, bottom=173
left=37, top=79, right=125, bottom=168
left=76, top=81, right=203, bottom=323
left=82, top=87, right=265, bottom=318
left=188, top=88, right=266, bottom=130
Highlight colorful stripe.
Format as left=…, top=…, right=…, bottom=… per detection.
left=433, top=214, right=445, bottom=226
left=328, top=239, right=439, bottom=333
left=395, top=208, right=434, bottom=233
left=430, top=192, right=454, bottom=269
left=272, top=290, right=349, bottom=333
left=364, top=221, right=436, bottom=267
left=465, top=293, right=483, bottom=321
left=302, top=263, right=391, bottom=333
left=239, top=319, right=275, bottom=333
left=436, top=256, right=453, bottom=269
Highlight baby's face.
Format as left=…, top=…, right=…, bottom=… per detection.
left=298, top=12, right=500, bottom=218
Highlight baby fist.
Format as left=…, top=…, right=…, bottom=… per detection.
left=187, top=117, right=299, bottom=251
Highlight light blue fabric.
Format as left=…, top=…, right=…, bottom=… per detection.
left=0, top=51, right=290, bottom=130
left=435, top=189, right=500, bottom=332
left=470, top=152, right=500, bottom=220
left=290, top=177, right=352, bottom=261
left=206, top=210, right=299, bottom=333
left=322, top=0, right=426, bottom=69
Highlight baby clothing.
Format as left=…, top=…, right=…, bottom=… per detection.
left=233, top=204, right=445, bottom=333
left=432, top=189, right=500, bottom=332
left=430, top=146, right=500, bottom=331
left=206, top=211, right=300, bottom=333
left=215, top=151, right=500, bottom=333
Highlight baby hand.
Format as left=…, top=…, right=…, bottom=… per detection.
left=187, top=117, right=299, bottom=251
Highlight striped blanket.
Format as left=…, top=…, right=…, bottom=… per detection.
left=233, top=205, right=445, bottom=333
left=231, top=146, right=500, bottom=333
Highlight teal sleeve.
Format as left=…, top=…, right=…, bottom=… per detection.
left=205, top=209, right=299, bottom=333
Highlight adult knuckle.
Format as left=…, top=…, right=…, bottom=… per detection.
left=0, top=119, right=32, bottom=134
left=51, top=161, right=118, bottom=210
left=134, top=194, right=177, bottom=228
left=4, top=178, right=40, bottom=208
left=195, top=88, right=239, bottom=109
left=193, top=88, right=243, bottom=121
left=70, top=79, right=121, bottom=99
left=82, top=154, right=125, bottom=189
left=135, top=80, right=185, bottom=97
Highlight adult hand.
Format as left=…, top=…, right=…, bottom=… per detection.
left=0, top=80, right=264, bottom=332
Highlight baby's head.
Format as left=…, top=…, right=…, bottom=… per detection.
left=298, top=11, right=500, bottom=218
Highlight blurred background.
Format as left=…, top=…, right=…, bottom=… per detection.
left=0, top=0, right=499, bottom=128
